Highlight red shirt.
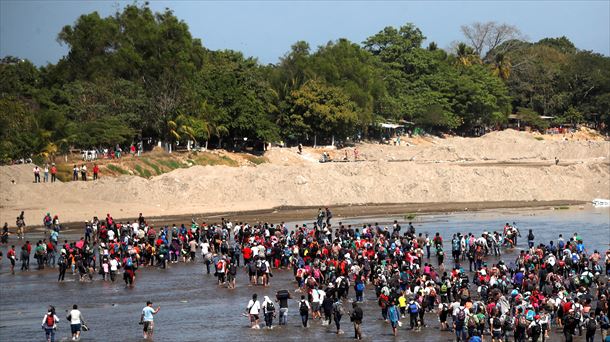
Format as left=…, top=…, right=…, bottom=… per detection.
left=93, top=165, right=99, bottom=174
left=50, top=166, right=57, bottom=174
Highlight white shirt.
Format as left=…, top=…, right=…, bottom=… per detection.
left=69, top=309, right=82, bottom=324
left=248, top=300, right=261, bottom=314
left=110, top=259, right=119, bottom=271
left=200, top=242, right=210, bottom=255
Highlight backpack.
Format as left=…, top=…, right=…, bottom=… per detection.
left=518, top=315, right=528, bottom=329
left=586, top=318, right=597, bottom=332
left=340, top=277, right=348, bottom=289
left=503, top=316, right=514, bottom=331
left=266, top=301, right=275, bottom=312
left=564, top=314, right=576, bottom=329
left=457, top=308, right=466, bottom=322
left=440, top=283, right=448, bottom=293
left=333, top=303, right=344, bottom=315
left=492, top=317, right=502, bottom=329
left=299, top=300, right=308, bottom=314
left=468, top=315, right=477, bottom=328
left=126, top=257, right=133, bottom=267
left=409, top=302, right=419, bottom=314
left=46, top=314, right=54, bottom=327
left=216, top=260, right=223, bottom=270
left=356, top=282, right=365, bottom=292
left=531, top=323, right=541, bottom=336
left=259, top=261, right=267, bottom=273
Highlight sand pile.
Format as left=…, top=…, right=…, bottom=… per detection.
left=1, top=130, right=608, bottom=223
left=356, top=129, right=609, bottom=162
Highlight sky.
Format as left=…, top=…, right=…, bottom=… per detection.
left=1, top=1, right=609, bottom=66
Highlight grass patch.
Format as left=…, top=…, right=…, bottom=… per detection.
left=193, top=153, right=238, bottom=167
left=243, top=154, right=268, bottom=165
left=554, top=206, right=570, bottom=210
left=141, top=158, right=162, bottom=175
left=219, top=155, right=238, bottom=167
left=534, top=136, right=544, bottom=141
left=55, top=164, right=74, bottom=182
left=134, top=165, right=152, bottom=178
left=107, top=164, right=129, bottom=175
left=158, top=159, right=182, bottom=170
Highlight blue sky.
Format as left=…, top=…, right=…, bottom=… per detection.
left=1, top=1, right=609, bottom=66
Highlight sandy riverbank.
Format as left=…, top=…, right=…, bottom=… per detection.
left=1, top=129, right=608, bottom=225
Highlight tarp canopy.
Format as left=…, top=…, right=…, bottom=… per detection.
left=380, top=123, right=403, bottom=129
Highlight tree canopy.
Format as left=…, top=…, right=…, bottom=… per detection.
left=1, top=4, right=608, bottom=162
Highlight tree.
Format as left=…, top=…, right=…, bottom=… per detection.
left=491, top=53, right=512, bottom=80
left=460, top=21, right=523, bottom=60
left=286, top=80, right=358, bottom=144
left=515, top=107, right=549, bottom=130
left=363, top=23, right=426, bottom=63
left=454, top=43, right=480, bottom=67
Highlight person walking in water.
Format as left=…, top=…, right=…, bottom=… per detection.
left=68, top=304, right=85, bottom=341
left=140, top=301, right=160, bottom=340
left=350, top=302, right=364, bottom=340
left=246, top=294, right=261, bottom=329
left=41, top=305, right=59, bottom=342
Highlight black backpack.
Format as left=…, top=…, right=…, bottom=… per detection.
left=531, top=323, right=541, bottom=336
left=299, top=300, right=308, bottom=314
left=586, top=318, right=597, bottom=332
left=266, top=301, right=275, bottom=312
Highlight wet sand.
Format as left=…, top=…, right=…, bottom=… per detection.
left=0, top=206, right=607, bottom=341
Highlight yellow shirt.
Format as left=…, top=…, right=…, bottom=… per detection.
left=398, top=296, right=407, bottom=307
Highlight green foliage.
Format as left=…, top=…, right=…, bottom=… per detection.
left=106, top=164, right=129, bottom=175
left=141, top=158, right=162, bottom=175
left=134, top=164, right=152, bottom=178
left=2, top=7, right=610, bottom=164
left=286, top=80, right=359, bottom=142
left=516, top=107, right=549, bottom=130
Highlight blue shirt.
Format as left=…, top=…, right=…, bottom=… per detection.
left=142, top=307, right=155, bottom=321
left=388, top=306, right=399, bottom=322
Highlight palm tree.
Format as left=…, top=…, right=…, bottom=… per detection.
left=455, top=43, right=479, bottom=67
left=491, top=53, right=512, bottom=80
left=167, top=113, right=197, bottom=153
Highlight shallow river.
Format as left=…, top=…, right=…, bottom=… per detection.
left=0, top=206, right=608, bottom=341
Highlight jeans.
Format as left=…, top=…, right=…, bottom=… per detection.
left=265, top=312, right=273, bottom=328
left=44, top=327, right=55, bottom=342
left=301, top=313, right=308, bottom=327
left=410, top=313, right=418, bottom=329
left=585, top=332, right=595, bottom=342
left=47, top=251, right=56, bottom=267
left=334, top=314, right=342, bottom=331
left=455, top=326, right=466, bottom=341
left=355, top=290, right=363, bottom=302
left=279, top=308, right=288, bottom=325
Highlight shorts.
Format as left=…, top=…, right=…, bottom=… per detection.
left=492, top=330, right=502, bottom=338
left=390, top=320, right=398, bottom=328
left=143, top=321, right=154, bottom=332
left=311, top=303, right=320, bottom=312
left=71, top=323, right=81, bottom=334
left=250, top=314, right=259, bottom=322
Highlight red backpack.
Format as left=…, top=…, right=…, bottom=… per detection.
left=46, top=313, right=54, bottom=327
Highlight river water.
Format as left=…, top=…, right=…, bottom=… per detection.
left=0, top=206, right=608, bottom=341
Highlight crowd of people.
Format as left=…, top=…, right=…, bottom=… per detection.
left=1, top=209, right=609, bottom=341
